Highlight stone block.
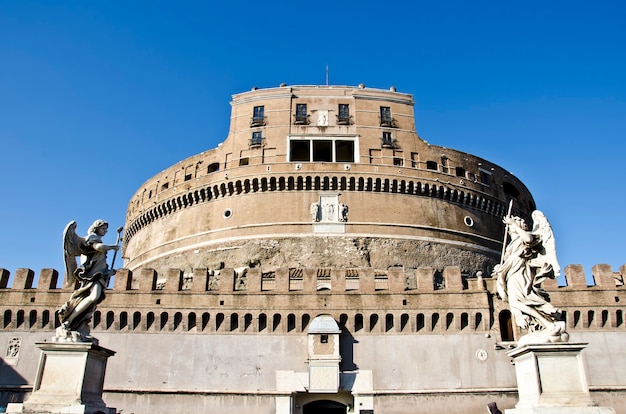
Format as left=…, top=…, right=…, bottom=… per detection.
left=564, top=265, right=587, bottom=288
left=191, top=268, right=208, bottom=292
left=113, top=268, right=132, bottom=291
left=13, top=268, right=35, bottom=289
left=416, top=267, right=435, bottom=292
left=37, top=268, right=59, bottom=290
left=138, top=268, right=156, bottom=292
left=443, top=266, right=463, bottom=291
left=591, top=264, right=617, bottom=288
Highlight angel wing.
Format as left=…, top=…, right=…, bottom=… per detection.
left=531, top=210, right=561, bottom=277
left=62, top=221, right=85, bottom=288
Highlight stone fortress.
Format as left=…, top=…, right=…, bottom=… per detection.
left=1, top=85, right=625, bottom=413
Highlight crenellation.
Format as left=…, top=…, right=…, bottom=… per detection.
left=191, top=268, right=208, bottom=292
left=416, top=267, right=435, bottom=292
left=37, top=268, right=59, bottom=290
left=0, top=268, right=9, bottom=288
left=164, top=268, right=183, bottom=292
left=592, top=263, right=622, bottom=288
left=139, top=268, right=156, bottom=292
left=14, top=268, right=35, bottom=289
left=564, top=264, right=588, bottom=288
left=443, top=266, right=464, bottom=291
left=113, top=268, right=132, bottom=291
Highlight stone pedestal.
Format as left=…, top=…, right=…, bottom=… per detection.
left=7, top=342, right=116, bottom=414
left=505, top=343, right=614, bottom=414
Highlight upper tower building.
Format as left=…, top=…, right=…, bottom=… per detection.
left=123, top=85, right=534, bottom=274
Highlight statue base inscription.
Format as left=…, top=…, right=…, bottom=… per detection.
left=7, top=342, right=116, bottom=414
left=505, top=343, right=614, bottom=414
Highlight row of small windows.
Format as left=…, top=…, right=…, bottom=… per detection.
left=250, top=104, right=363, bottom=127
left=3, top=309, right=625, bottom=334
left=126, top=174, right=508, bottom=242
left=0, top=309, right=485, bottom=334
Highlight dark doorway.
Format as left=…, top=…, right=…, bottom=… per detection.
left=303, top=399, right=346, bottom=414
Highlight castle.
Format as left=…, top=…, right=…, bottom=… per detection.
left=1, top=85, right=625, bottom=413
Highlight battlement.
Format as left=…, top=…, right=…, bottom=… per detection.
left=1, top=263, right=624, bottom=293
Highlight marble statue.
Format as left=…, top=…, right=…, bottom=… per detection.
left=492, top=210, right=568, bottom=345
left=310, top=202, right=320, bottom=222
left=57, top=220, right=120, bottom=342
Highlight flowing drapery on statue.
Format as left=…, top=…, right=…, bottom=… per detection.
left=493, top=210, right=568, bottom=345
left=57, top=220, right=120, bottom=342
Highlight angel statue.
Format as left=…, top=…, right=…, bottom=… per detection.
left=57, top=219, right=120, bottom=342
left=492, top=210, right=568, bottom=345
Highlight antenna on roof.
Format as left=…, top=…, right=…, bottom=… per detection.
left=326, top=64, right=329, bottom=86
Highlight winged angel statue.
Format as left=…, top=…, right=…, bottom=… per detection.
left=57, top=220, right=120, bottom=342
left=492, top=210, right=568, bottom=345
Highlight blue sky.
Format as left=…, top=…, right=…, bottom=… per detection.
left=1, top=1, right=625, bottom=285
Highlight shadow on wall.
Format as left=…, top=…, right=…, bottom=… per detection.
left=339, top=320, right=358, bottom=371
left=0, top=357, right=28, bottom=409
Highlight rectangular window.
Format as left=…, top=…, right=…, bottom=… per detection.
left=382, top=131, right=393, bottom=147
left=338, top=104, right=350, bottom=124
left=295, top=104, right=308, bottom=124
left=251, top=131, right=263, bottom=146
left=479, top=169, right=492, bottom=186
left=441, top=157, right=449, bottom=174
left=380, top=106, right=393, bottom=126
left=411, top=152, right=419, bottom=168
left=290, top=140, right=310, bottom=161
left=313, top=140, right=333, bottom=162
left=289, top=138, right=356, bottom=163
left=252, top=105, right=265, bottom=126
left=335, top=140, right=354, bottom=162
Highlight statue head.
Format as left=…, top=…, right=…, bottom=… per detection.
left=88, top=219, right=109, bottom=236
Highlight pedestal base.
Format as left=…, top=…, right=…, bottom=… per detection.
left=505, top=343, right=614, bottom=414
left=6, top=341, right=116, bottom=414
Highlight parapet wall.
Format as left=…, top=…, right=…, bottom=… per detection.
left=1, top=263, right=624, bottom=293
left=1, top=264, right=624, bottom=339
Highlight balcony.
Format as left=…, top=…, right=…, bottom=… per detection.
left=380, top=117, right=398, bottom=128
left=250, top=116, right=266, bottom=127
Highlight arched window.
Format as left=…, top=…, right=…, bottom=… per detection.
left=16, top=310, right=24, bottom=328
left=120, top=312, right=128, bottom=330
left=369, top=314, right=379, bottom=332
left=499, top=310, right=514, bottom=342
left=461, top=313, right=469, bottom=330
left=288, top=314, right=296, bottom=332
left=475, top=312, right=483, bottom=330
left=42, top=310, right=50, bottom=329
left=385, top=314, right=394, bottom=332
left=259, top=313, right=267, bottom=332
left=29, top=310, right=37, bottom=329
left=431, top=313, right=439, bottom=331
left=272, top=313, right=281, bottom=331
left=133, top=312, right=141, bottom=330
left=201, top=312, right=210, bottom=331
left=244, top=313, right=253, bottom=331
left=174, top=312, right=183, bottom=331
left=216, top=313, right=225, bottom=331
left=301, top=314, right=310, bottom=331
left=187, top=312, right=196, bottom=331
left=400, top=313, right=409, bottom=332
left=230, top=313, right=239, bottom=331
left=106, top=311, right=115, bottom=330
left=446, top=313, right=454, bottom=330
left=416, top=313, right=425, bottom=332
left=160, top=312, right=168, bottom=331
left=146, top=312, right=155, bottom=331
left=354, top=314, right=363, bottom=332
